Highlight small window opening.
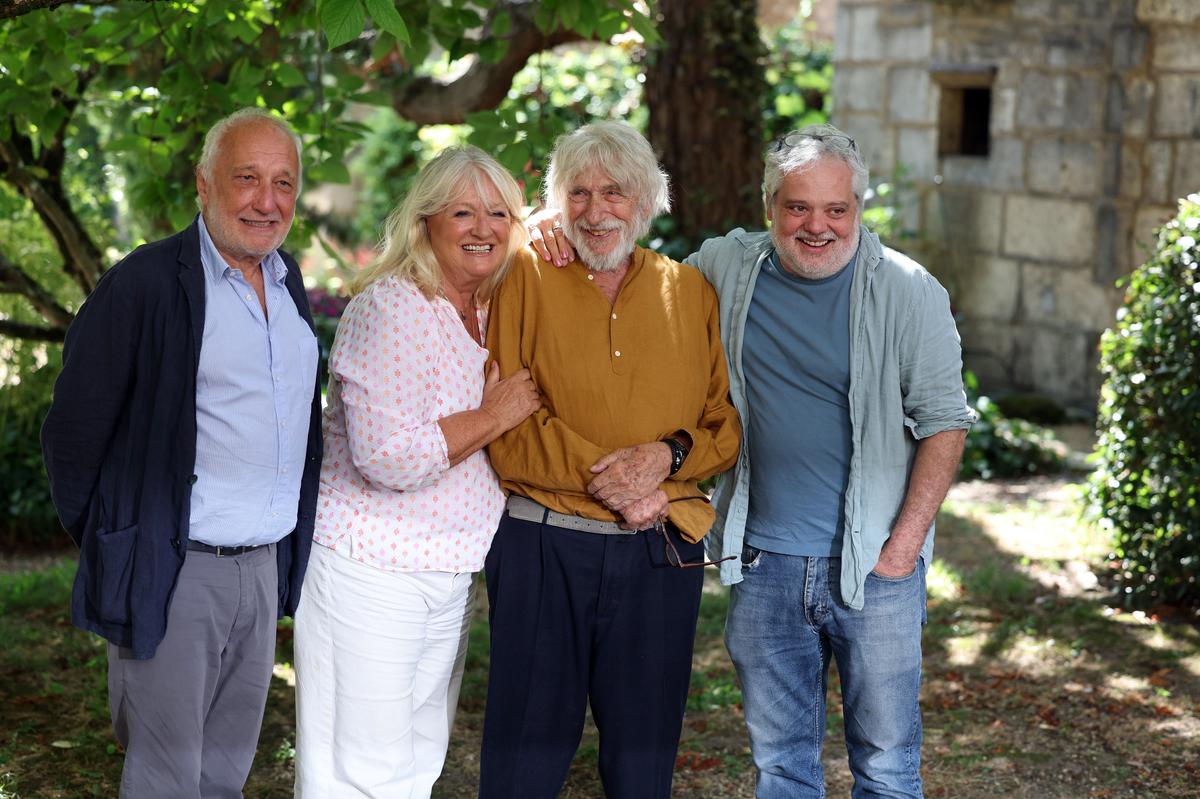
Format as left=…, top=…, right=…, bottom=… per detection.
left=932, top=65, right=996, bottom=158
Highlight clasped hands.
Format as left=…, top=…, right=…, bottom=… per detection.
left=588, top=442, right=673, bottom=530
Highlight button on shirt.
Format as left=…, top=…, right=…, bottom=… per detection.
left=189, top=215, right=318, bottom=546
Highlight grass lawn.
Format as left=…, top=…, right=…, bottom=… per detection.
left=2, top=477, right=1197, bottom=797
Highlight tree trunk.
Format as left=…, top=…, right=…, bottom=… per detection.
left=644, top=0, right=767, bottom=244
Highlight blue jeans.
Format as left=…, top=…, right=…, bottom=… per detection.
left=725, top=551, right=926, bottom=799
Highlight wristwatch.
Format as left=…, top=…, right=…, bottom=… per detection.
left=663, top=437, right=688, bottom=476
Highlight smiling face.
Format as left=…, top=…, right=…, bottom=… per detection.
left=196, top=120, right=299, bottom=270
left=565, top=166, right=641, bottom=273
left=427, top=179, right=513, bottom=296
left=768, top=157, right=861, bottom=280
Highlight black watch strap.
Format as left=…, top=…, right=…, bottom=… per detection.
left=664, top=438, right=687, bottom=476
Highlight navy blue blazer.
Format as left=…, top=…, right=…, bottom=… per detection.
left=41, top=219, right=322, bottom=660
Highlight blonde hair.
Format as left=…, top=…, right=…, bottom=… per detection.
left=350, top=146, right=529, bottom=301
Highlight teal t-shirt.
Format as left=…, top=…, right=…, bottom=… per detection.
left=742, top=249, right=855, bottom=557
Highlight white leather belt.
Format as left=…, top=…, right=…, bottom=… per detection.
left=505, top=495, right=636, bottom=535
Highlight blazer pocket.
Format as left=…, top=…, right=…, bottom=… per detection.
left=87, top=524, right=138, bottom=625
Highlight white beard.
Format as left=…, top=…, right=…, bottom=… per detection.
left=571, top=218, right=637, bottom=273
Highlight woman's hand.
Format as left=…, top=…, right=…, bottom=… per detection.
left=480, top=362, right=540, bottom=434
left=526, top=208, right=575, bottom=267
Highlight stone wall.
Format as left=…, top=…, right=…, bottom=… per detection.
left=831, top=0, right=1200, bottom=410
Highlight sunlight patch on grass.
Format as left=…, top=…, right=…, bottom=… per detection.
left=272, top=662, right=296, bottom=687
left=926, top=558, right=963, bottom=602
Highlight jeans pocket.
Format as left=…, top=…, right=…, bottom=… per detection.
left=86, top=523, right=138, bottom=625
left=867, top=566, right=918, bottom=583
left=740, top=544, right=764, bottom=572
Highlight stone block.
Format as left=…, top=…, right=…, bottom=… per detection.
left=897, top=126, right=938, bottom=180
left=1027, top=138, right=1104, bottom=196
left=888, top=67, right=935, bottom=124
left=837, top=113, right=896, bottom=175
left=992, top=86, right=1018, bottom=134
left=1170, top=140, right=1200, bottom=201
left=880, top=21, right=933, bottom=62
left=1096, top=203, right=1137, bottom=283
left=1130, top=204, right=1177, bottom=268
left=1154, top=74, right=1200, bottom=137
left=1003, top=195, right=1096, bottom=262
left=847, top=4, right=883, bottom=61
left=957, top=255, right=1021, bottom=322
left=1113, top=24, right=1149, bottom=70
left=1016, top=71, right=1104, bottom=131
left=1137, top=0, right=1200, bottom=24
left=924, top=189, right=1004, bottom=253
left=1142, top=140, right=1173, bottom=203
left=879, top=1, right=931, bottom=28
left=1021, top=262, right=1122, bottom=328
left=834, top=3, right=854, bottom=58
left=1152, top=27, right=1200, bottom=70
left=834, top=65, right=887, bottom=113
left=1012, top=326, right=1100, bottom=409
left=1118, top=76, right=1154, bottom=138
left=939, top=138, right=1026, bottom=190
left=1046, top=28, right=1111, bottom=69
left=1118, top=143, right=1143, bottom=200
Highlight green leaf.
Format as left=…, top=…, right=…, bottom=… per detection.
left=274, top=63, right=308, bottom=88
left=320, top=0, right=366, bottom=50
left=363, top=0, right=411, bottom=45
left=308, top=159, right=352, bottom=184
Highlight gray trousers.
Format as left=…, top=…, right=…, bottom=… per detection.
left=108, top=544, right=278, bottom=799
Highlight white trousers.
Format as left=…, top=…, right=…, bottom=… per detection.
left=294, top=543, right=474, bottom=799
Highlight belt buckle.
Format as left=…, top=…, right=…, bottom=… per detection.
left=214, top=545, right=229, bottom=557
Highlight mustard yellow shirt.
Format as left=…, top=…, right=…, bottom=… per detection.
left=486, top=247, right=741, bottom=542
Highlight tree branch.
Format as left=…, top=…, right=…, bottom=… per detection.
left=0, top=0, right=152, bottom=20
left=0, top=318, right=65, bottom=343
left=389, top=4, right=587, bottom=124
left=0, top=250, right=74, bottom=331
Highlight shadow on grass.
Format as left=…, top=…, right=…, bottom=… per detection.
left=920, top=508, right=1200, bottom=798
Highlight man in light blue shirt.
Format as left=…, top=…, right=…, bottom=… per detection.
left=691, top=125, right=975, bottom=799
left=43, top=108, right=321, bottom=798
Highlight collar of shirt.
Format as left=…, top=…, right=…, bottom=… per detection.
left=197, top=214, right=288, bottom=286
left=766, top=243, right=859, bottom=285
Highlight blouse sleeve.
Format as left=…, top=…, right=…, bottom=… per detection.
left=330, top=283, right=452, bottom=491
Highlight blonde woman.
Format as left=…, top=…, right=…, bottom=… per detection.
left=293, top=146, right=538, bottom=798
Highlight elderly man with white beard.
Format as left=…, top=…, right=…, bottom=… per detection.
left=527, top=123, right=976, bottom=798
left=478, top=121, right=741, bottom=798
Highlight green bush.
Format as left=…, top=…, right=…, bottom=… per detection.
left=1088, top=195, right=1200, bottom=610
left=959, top=371, right=1066, bottom=480
left=0, top=364, right=60, bottom=545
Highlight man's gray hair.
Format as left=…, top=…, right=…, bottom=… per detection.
left=544, top=121, right=671, bottom=237
left=762, top=123, right=868, bottom=210
left=196, top=108, right=303, bottom=190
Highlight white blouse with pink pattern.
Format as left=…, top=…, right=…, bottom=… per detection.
left=313, top=275, right=504, bottom=573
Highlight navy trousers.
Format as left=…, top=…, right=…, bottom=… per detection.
left=478, top=511, right=705, bottom=799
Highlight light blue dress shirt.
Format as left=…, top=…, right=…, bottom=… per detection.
left=189, top=215, right=318, bottom=546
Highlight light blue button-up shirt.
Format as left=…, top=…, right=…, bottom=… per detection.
left=189, top=215, right=319, bottom=546
left=688, top=227, right=976, bottom=609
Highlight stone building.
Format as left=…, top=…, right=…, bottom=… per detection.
left=831, top=0, right=1200, bottom=410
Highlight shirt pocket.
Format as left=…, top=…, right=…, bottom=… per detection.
left=295, top=331, right=319, bottom=393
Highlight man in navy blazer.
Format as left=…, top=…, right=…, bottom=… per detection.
left=42, top=108, right=322, bottom=798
